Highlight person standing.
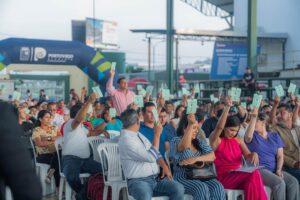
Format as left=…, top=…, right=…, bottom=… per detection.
left=106, top=68, right=134, bottom=116
left=242, top=67, right=256, bottom=97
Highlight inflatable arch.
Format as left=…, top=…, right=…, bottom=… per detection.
left=0, top=38, right=117, bottom=92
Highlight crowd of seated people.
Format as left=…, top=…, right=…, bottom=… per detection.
left=5, top=71, right=300, bottom=200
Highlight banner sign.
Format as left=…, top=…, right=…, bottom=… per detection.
left=210, top=41, right=260, bottom=80
left=0, top=38, right=117, bottom=92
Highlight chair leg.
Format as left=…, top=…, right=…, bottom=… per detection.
left=103, top=185, right=108, bottom=200
left=65, top=181, right=72, bottom=200
left=111, top=186, right=120, bottom=200
left=58, top=178, right=64, bottom=200
left=121, top=187, right=128, bottom=200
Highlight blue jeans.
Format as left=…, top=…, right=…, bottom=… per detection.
left=62, top=155, right=102, bottom=192
left=127, top=175, right=185, bottom=200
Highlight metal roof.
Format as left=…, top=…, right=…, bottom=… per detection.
left=180, top=0, right=234, bottom=17
left=130, top=29, right=288, bottom=40
left=204, top=0, right=234, bottom=14
left=176, top=29, right=288, bottom=39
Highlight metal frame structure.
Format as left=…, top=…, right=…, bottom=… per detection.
left=180, top=0, right=234, bottom=28
left=131, top=28, right=287, bottom=93
left=131, top=0, right=282, bottom=93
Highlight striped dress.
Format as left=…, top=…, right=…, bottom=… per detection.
left=170, top=137, right=226, bottom=200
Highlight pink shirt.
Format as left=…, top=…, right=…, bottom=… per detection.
left=106, top=76, right=135, bottom=116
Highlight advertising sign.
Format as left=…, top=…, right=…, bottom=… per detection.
left=210, top=41, right=260, bottom=80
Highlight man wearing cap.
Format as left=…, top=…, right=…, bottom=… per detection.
left=106, top=68, right=134, bottom=116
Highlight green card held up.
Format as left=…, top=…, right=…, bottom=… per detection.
left=92, top=86, right=103, bottom=98
left=139, top=89, right=147, bottom=97
left=275, top=85, right=285, bottom=97
left=146, top=85, right=154, bottom=95
left=210, top=94, right=218, bottom=103
left=162, top=89, right=170, bottom=100
left=109, top=108, right=117, bottom=118
left=251, top=94, right=263, bottom=108
left=152, top=108, right=159, bottom=123
left=110, top=62, right=116, bottom=71
left=137, top=85, right=143, bottom=91
left=194, top=84, right=200, bottom=94
left=230, top=87, right=241, bottom=102
left=288, top=83, right=297, bottom=94
left=241, top=102, right=247, bottom=109
left=182, top=88, right=189, bottom=96
left=12, top=91, right=21, bottom=101
left=134, top=95, right=144, bottom=108
left=186, top=99, right=198, bottom=114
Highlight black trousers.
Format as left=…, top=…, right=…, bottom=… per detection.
left=37, top=152, right=60, bottom=187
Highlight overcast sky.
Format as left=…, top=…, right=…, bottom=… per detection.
left=0, top=0, right=228, bottom=65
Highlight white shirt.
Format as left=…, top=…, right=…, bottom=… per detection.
left=62, top=119, right=90, bottom=158
left=52, top=113, right=64, bottom=129
left=118, top=129, right=159, bottom=179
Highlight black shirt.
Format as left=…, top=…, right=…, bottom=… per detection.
left=0, top=103, right=42, bottom=200
left=202, top=117, right=218, bottom=138
left=243, top=72, right=255, bottom=83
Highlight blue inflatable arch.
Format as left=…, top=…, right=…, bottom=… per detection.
left=0, top=38, right=116, bottom=92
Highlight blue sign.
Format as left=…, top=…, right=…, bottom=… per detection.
left=210, top=41, right=260, bottom=80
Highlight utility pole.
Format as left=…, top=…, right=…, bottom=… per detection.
left=166, top=0, right=174, bottom=93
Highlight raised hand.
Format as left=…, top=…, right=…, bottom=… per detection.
left=274, top=96, right=280, bottom=104
left=225, top=96, right=233, bottom=107
left=87, top=92, right=97, bottom=104
left=110, top=68, right=115, bottom=77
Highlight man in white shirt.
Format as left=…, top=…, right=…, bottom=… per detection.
left=62, top=93, right=104, bottom=199
left=119, top=109, right=185, bottom=200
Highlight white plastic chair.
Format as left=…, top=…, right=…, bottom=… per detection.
left=225, top=187, right=271, bottom=200
left=30, top=138, right=56, bottom=196
left=107, top=130, right=120, bottom=139
left=88, top=136, right=106, bottom=162
left=5, top=187, right=13, bottom=200
left=97, top=143, right=127, bottom=200
left=55, top=138, right=90, bottom=200
left=225, top=189, right=244, bottom=200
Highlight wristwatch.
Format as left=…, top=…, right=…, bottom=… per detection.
left=47, top=136, right=52, bottom=141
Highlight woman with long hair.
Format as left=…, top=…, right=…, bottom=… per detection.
left=32, top=110, right=61, bottom=187
left=170, top=113, right=225, bottom=200
left=210, top=97, right=267, bottom=200
left=170, top=105, right=185, bottom=129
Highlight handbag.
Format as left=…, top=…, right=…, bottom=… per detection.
left=185, top=161, right=216, bottom=181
